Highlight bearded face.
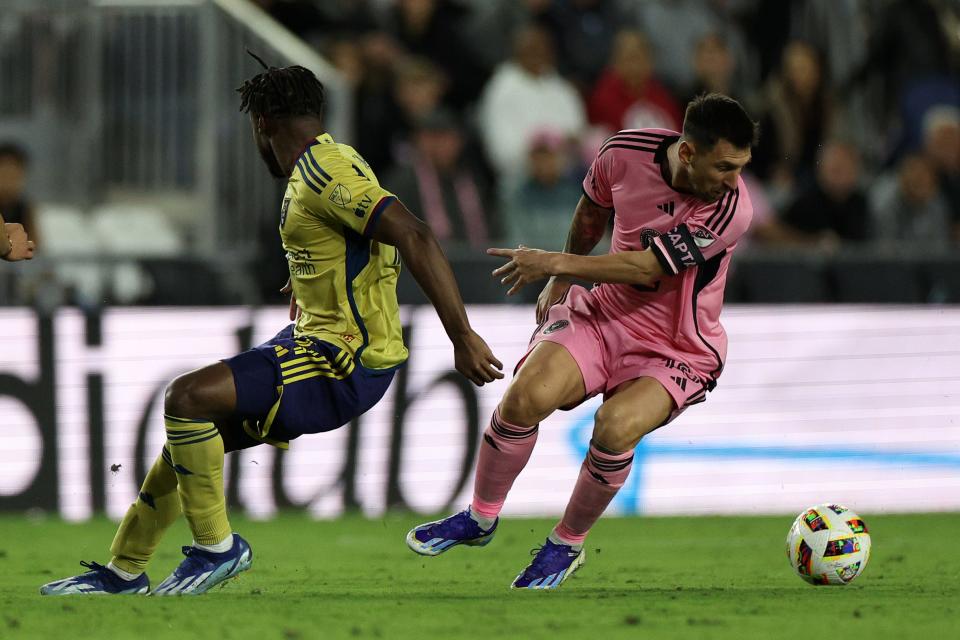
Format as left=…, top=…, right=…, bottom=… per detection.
left=251, top=114, right=287, bottom=178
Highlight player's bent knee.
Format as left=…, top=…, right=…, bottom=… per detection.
left=164, top=363, right=237, bottom=420
left=499, top=382, right=554, bottom=427
left=164, top=375, right=201, bottom=418
left=592, top=403, right=646, bottom=452
left=164, top=373, right=220, bottom=419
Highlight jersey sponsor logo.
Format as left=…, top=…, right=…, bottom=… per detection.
left=330, top=183, right=352, bottom=207
left=287, top=247, right=312, bottom=261
left=286, top=247, right=316, bottom=276
left=543, top=319, right=570, bottom=335
left=656, top=201, right=675, bottom=216
left=692, top=227, right=717, bottom=248
left=289, top=262, right=316, bottom=276
left=353, top=193, right=373, bottom=218
left=280, top=197, right=291, bottom=227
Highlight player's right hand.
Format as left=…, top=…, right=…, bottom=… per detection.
left=536, top=276, right=571, bottom=325
left=1, top=223, right=35, bottom=262
left=452, top=330, right=504, bottom=386
left=280, top=278, right=300, bottom=322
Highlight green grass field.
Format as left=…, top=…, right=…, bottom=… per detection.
left=2, top=512, right=958, bottom=639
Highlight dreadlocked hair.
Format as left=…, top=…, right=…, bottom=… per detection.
left=237, top=53, right=325, bottom=119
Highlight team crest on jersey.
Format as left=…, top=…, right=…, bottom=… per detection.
left=280, top=197, right=291, bottom=227
left=692, top=227, right=717, bottom=248
left=640, top=228, right=660, bottom=249
left=330, top=183, right=352, bottom=207
left=543, top=320, right=570, bottom=335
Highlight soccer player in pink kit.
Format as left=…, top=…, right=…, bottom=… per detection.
left=407, top=94, right=758, bottom=589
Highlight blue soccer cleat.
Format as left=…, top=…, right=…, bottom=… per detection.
left=406, top=508, right=498, bottom=556
left=511, top=539, right=585, bottom=589
left=39, top=561, right=150, bottom=595
left=151, top=533, right=252, bottom=596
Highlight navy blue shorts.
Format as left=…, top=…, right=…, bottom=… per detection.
left=223, top=324, right=397, bottom=447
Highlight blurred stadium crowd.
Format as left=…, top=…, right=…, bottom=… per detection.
left=251, top=0, right=960, bottom=254
left=1, top=0, right=959, bottom=306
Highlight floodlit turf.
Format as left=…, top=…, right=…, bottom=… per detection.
left=2, top=512, right=958, bottom=639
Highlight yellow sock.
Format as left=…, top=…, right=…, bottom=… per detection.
left=164, top=415, right=232, bottom=546
left=109, top=445, right=181, bottom=574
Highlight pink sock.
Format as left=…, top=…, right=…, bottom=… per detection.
left=470, top=407, right=539, bottom=519
left=553, top=440, right=634, bottom=545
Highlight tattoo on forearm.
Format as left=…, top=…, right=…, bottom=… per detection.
left=563, top=198, right=611, bottom=256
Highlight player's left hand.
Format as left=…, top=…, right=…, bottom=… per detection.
left=280, top=278, right=300, bottom=322
left=451, top=330, right=504, bottom=386
left=487, top=246, right=557, bottom=296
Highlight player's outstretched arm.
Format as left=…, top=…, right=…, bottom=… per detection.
left=371, top=200, right=504, bottom=386
left=0, top=216, right=36, bottom=262
left=535, top=196, right=613, bottom=323
left=488, top=246, right=665, bottom=295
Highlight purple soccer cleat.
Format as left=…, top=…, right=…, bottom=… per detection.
left=405, top=508, right=497, bottom=556
left=511, top=539, right=585, bottom=589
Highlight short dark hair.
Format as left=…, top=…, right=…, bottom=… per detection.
left=0, top=142, right=29, bottom=166
left=682, top=93, right=759, bottom=150
left=237, top=61, right=325, bottom=120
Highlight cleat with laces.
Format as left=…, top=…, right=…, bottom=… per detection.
left=406, top=508, right=498, bottom=557
left=511, top=538, right=585, bottom=589
left=151, top=533, right=252, bottom=596
left=39, top=561, right=150, bottom=595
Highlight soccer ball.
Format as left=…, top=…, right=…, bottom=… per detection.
left=785, top=504, right=871, bottom=586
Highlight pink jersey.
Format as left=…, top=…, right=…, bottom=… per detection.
left=581, top=128, right=753, bottom=387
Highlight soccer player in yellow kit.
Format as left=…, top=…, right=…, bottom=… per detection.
left=40, top=62, right=503, bottom=596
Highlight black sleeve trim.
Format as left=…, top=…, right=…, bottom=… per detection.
left=363, top=195, right=396, bottom=238
left=580, top=186, right=613, bottom=210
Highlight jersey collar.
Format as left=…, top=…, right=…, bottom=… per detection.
left=294, top=133, right=336, bottom=164
left=654, top=135, right=695, bottom=196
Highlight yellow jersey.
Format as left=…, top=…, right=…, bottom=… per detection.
left=280, top=133, right=408, bottom=371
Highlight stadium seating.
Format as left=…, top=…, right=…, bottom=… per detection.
left=831, top=258, right=927, bottom=303
left=736, top=259, right=830, bottom=303
left=34, top=204, right=107, bottom=305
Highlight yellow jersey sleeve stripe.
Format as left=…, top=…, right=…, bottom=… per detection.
left=363, top=195, right=396, bottom=238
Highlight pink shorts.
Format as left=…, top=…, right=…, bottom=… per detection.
left=522, top=285, right=711, bottom=424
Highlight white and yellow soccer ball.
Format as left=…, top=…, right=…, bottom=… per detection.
left=785, top=504, right=871, bottom=586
